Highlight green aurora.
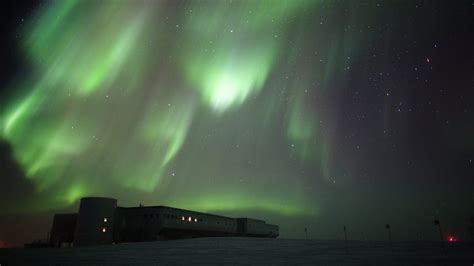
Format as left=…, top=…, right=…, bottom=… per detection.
left=0, top=0, right=364, bottom=216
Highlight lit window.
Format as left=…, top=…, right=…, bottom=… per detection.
left=182, top=216, right=185, bottom=221
left=188, top=217, right=192, bottom=222
left=102, top=227, right=107, bottom=233
left=103, top=218, right=108, bottom=223
left=194, top=218, right=197, bottom=222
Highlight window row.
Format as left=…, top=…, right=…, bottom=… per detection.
left=140, top=213, right=203, bottom=222
left=137, top=213, right=235, bottom=227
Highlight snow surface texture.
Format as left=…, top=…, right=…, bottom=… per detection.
left=0, top=237, right=473, bottom=265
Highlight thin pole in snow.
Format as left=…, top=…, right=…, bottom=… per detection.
left=343, top=225, right=349, bottom=255
left=434, top=219, right=447, bottom=255
left=385, top=224, right=394, bottom=255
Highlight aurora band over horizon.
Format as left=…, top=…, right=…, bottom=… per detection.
left=0, top=0, right=360, bottom=216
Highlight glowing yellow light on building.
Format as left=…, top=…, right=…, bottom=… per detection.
left=194, top=218, right=197, bottom=222
left=188, top=217, right=192, bottom=222
left=103, top=218, right=108, bottom=223
left=102, top=227, right=107, bottom=233
left=182, top=216, right=185, bottom=221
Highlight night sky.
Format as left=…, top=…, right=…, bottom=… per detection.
left=0, top=0, right=473, bottom=246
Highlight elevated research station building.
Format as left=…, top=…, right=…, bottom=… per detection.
left=50, top=197, right=279, bottom=247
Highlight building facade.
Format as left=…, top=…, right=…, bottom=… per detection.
left=50, top=197, right=279, bottom=247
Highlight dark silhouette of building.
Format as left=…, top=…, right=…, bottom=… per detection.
left=50, top=197, right=279, bottom=247
left=50, top=213, right=77, bottom=247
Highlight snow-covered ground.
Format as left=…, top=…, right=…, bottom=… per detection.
left=1, top=237, right=473, bottom=265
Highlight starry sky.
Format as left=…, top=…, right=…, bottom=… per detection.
left=0, top=0, right=473, bottom=246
